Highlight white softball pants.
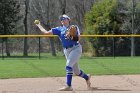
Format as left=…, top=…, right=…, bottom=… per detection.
left=64, top=44, right=82, bottom=75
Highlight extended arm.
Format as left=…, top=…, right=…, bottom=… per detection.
left=35, top=21, right=53, bottom=35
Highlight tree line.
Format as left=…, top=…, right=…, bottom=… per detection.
left=85, top=0, right=140, bottom=56
left=1, top=0, right=140, bottom=57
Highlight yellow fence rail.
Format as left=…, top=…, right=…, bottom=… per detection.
left=0, top=34, right=140, bottom=38
left=0, top=34, right=139, bottom=59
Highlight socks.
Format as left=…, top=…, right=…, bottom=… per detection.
left=78, top=70, right=89, bottom=80
left=66, top=66, right=73, bottom=86
left=65, top=67, right=89, bottom=86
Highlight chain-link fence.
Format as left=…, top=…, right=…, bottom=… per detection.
left=1, top=35, right=140, bottom=59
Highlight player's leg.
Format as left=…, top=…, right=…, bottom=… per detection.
left=59, top=48, right=73, bottom=91
left=71, top=45, right=91, bottom=89
left=73, top=63, right=88, bottom=80
left=68, top=45, right=91, bottom=88
left=61, top=45, right=82, bottom=90
left=59, top=65, right=73, bottom=91
left=73, top=63, right=91, bottom=89
left=70, top=45, right=89, bottom=81
left=64, top=48, right=73, bottom=87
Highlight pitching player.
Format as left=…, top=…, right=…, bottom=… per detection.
left=34, top=14, right=91, bottom=91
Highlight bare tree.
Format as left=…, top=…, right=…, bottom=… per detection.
left=30, top=0, right=57, bottom=56
left=23, top=0, right=30, bottom=56
left=46, top=0, right=56, bottom=56
left=24, top=0, right=95, bottom=56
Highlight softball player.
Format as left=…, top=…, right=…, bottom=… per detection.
left=35, top=14, right=91, bottom=91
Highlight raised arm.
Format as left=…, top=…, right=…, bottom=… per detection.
left=34, top=20, right=53, bottom=35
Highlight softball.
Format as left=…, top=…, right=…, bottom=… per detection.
left=34, top=20, right=40, bottom=24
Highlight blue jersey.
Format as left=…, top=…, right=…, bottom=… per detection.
left=51, top=25, right=80, bottom=48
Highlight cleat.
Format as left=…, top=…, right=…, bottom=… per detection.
left=58, top=86, right=73, bottom=91
left=86, top=74, right=91, bottom=89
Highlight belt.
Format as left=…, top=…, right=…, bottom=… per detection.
left=65, top=43, right=79, bottom=49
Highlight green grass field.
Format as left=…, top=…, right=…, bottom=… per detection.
left=0, top=54, right=140, bottom=79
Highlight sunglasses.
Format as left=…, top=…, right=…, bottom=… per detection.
left=60, top=17, right=67, bottom=21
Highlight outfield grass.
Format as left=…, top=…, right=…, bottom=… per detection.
left=0, top=55, right=140, bottom=79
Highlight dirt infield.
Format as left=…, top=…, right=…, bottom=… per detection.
left=0, top=75, right=140, bottom=93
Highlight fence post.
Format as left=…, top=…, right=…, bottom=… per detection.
left=39, top=37, right=41, bottom=59
left=2, top=38, right=4, bottom=60
left=113, top=37, right=115, bottom=58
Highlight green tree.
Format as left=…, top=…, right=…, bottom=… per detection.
left=115, top=0, right=140, bottom=56
left=0, top=0, right=20, bottom=56
left=133, top=1, right=140, bottom=55
left=84, top=0, right=118, bottom=56
left=85, top=0, right=140, bottom=56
